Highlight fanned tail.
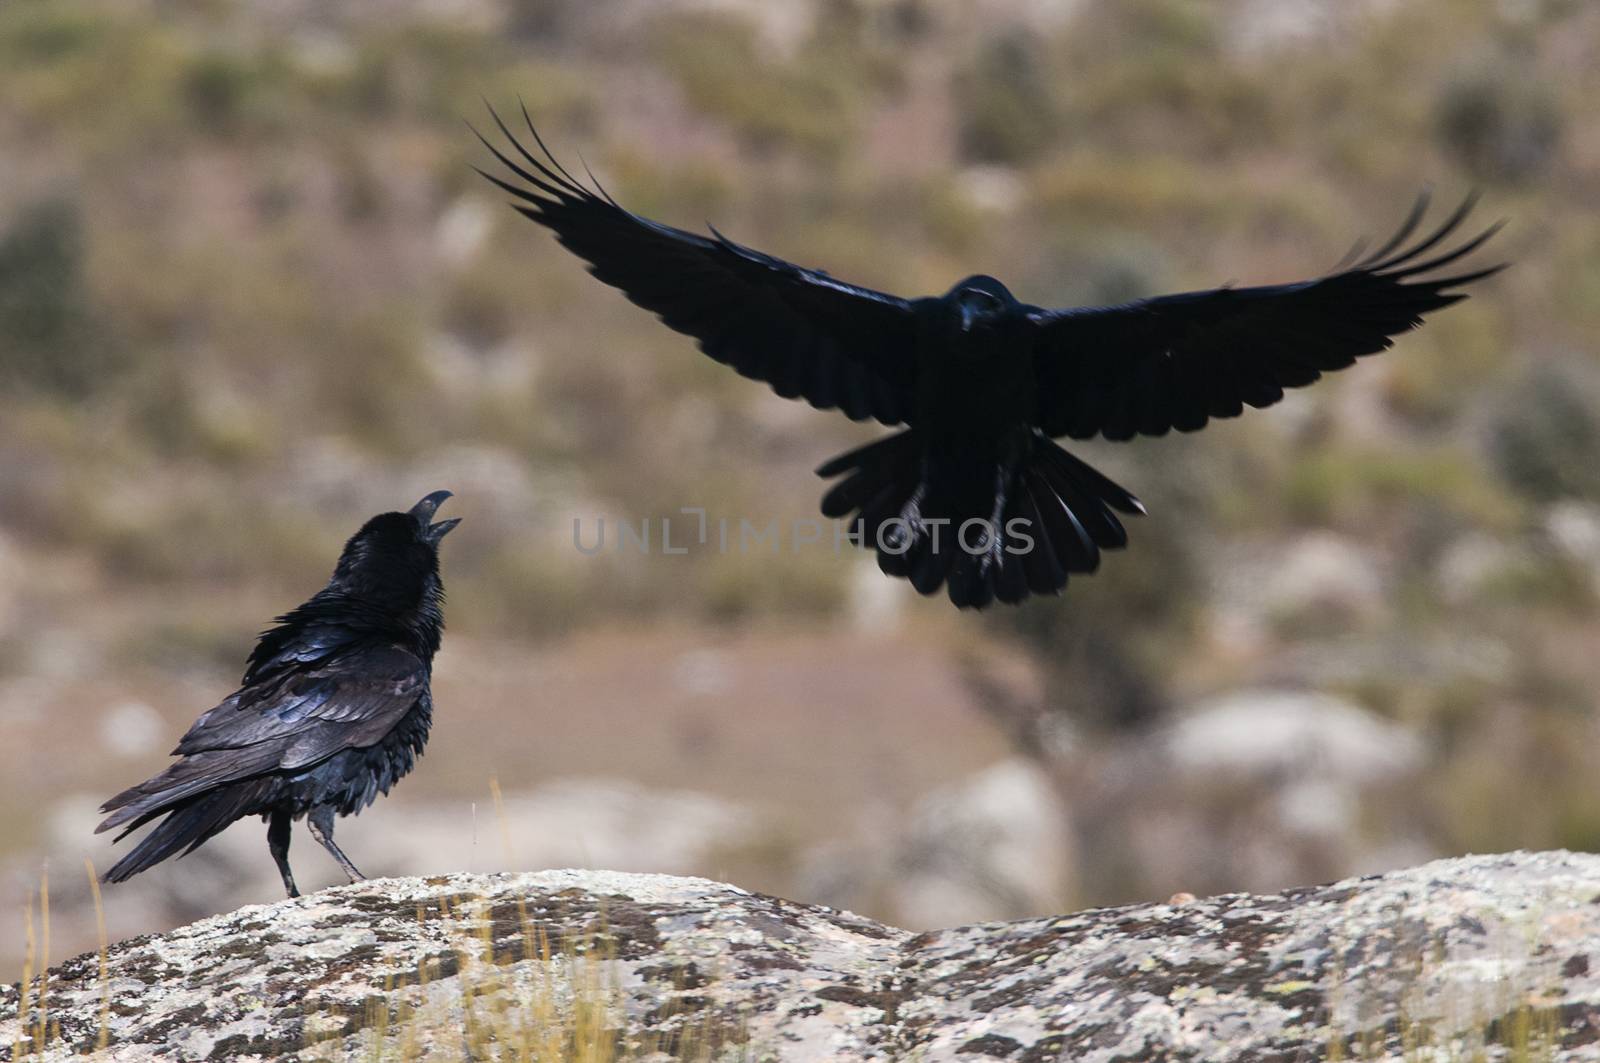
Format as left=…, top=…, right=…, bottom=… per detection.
left=818, top=430, right=1143, bottom=609
left=101, top=779, right=277, bottom=883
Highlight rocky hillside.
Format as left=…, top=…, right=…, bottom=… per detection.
left=5, top=851, right=1600, bottom=1061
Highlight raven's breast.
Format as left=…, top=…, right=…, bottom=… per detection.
left=915, top=317, right=1037, bottom=453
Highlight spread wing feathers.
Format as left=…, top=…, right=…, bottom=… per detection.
left=472, top=103, right=919, bottom=426
left=1029, top=191, right=1507, bottom=441
left=95, top=645, right=426, bottom=837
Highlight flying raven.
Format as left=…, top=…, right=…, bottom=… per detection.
left=97, top=491, right=461, bottom=896
left=474, top=106, right=1503, bottom=609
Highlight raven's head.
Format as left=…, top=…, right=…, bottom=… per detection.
left=945, top=275, right=1017, bottom=332
left=330, top=490, right=460, bottom=613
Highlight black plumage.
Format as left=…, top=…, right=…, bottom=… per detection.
left=97, top=491, right=460, bottom=896
left=475, top=105, right=1504, bottom=609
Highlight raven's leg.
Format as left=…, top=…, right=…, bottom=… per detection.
left=267, top=809, right=299, bottom=898
left=307, top=805, right=365, bottom=883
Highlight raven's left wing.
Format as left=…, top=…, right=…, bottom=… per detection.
left=96, top=645, right=428, bottom=836
left=473, top=105, right=919, bottom=426
left=174, top=644, right=427, bottom=768
left=1028, top=194, right=1505, bottom=441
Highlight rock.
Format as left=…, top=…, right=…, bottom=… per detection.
left=360, top=778, right=761, bottom=877
left=595, top=0, right=818, bottom=56
left=954, top=165, right=1025, bottom=214
left=434, top=196, right=493, bottom=267
left=0, top=528, right=19, bottom=634
left=97, top=701, right=166, bottom=759
left=1208, top=532, right=1388, bottom=653
left=1261, top=531, right=1388, bottom=623
left=1066, top=691, right=1431, bottom=900
left=6, top=852, right=1600, bottom=1061
left=1166, top=688, right=1422, bottom=785
left=1221, top=0, right=1404, bottom=54
left=847, top=558, right=907, bottom=635
left=8, top=780, right=763, bottom=969
left=5, top=795, right=286, bottom=952
left=892, top=758, right=1073, bottom=927
left=1546, top=500, right=1600, bottom=563
left=1546, top=500, right=1600, bottom=594
left=1434, top=532, right=1527, bottom=604
left=799, top=757, right=1073, bottom=929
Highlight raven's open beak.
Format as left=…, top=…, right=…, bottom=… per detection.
left=410, top=490, right=461, bottom=543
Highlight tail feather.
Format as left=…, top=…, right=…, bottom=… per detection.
left=815, top=433, right=917, bottom=479
left=1034, top=439, right=1146, bottom=516
left=1034, top=458, right=1126, bottom=550
left=816, top=429, right=1143, bottom=608
left=1014, top=486, right=1067, bottom=596
left=819, top=433, right=920, bottom=521
left=97, top=746, right=281, bottom=837
left=101, top=780, right=275, bottom=883
left=1022, top=468, right=1097, bottom=572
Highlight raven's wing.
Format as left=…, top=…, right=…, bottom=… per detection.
left=473, top=105, right=919, bottom=426
left=1028, top=194, right=1506, bottom=441
left=175, top=643, right=426, bottom=768
left=96, top=644, right=427, bottom=834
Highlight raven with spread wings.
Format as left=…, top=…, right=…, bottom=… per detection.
left=476, top=106, right=1503, bottom=609
left=97, top=492, right=460, bottom=895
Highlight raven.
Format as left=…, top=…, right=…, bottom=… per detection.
left=97, top=491, right=460, bottom=896
left=474, top=106, right=1503, bottom=609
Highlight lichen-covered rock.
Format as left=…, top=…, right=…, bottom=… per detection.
left=6, top=852, right=1600, bottom=1061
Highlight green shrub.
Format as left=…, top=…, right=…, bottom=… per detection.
left=182, top=51, right=261, bottom=133
left=1490, top=361, right=1600, bottom=503
left=0, top=199, right=117, bottom=397
left=1288, top=445, right=1522, bottom=532
left=1435, top=63, right=1562, bottom=185
left=652, top=13, right=858, bottom=158
left=0, top=5, right=103, bottom=63
left=505, top=0, right=582, bottom=41
left=957, top=33, right=1060, bottom=165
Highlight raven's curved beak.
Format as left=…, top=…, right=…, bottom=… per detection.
left=410, top=490, right=461, bottom=543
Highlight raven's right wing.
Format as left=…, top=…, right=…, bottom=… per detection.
left=474, top=104, right=919, bottom=426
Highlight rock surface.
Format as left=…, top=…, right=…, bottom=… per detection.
left=801, top=757, right=1074, bottom=930
left=6, top=852, right=1600, bottom=1061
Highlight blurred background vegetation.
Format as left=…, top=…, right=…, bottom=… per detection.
left=3, top=0, right=1600, bottom=970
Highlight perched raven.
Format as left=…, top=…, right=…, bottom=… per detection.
left=474, top=106, right=1503, bottom=609
left=97, top=491, right=460, bottom=896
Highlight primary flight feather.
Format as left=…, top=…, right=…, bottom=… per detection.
left=475, top=105, right=1503, bottom=609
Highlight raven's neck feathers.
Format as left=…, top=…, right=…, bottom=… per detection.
left=244, top=580, right=445, bottom=685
